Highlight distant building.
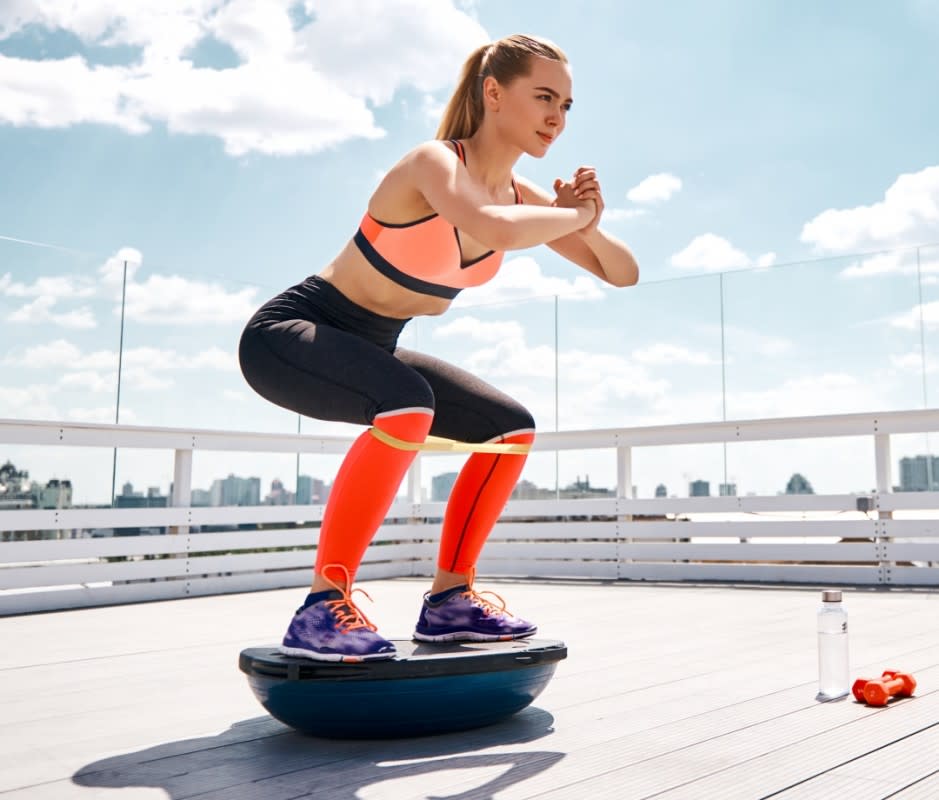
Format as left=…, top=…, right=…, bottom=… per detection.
left=560, top=476, right=614, bottom=499
left=654, top=484, right=667, bottom=498
left=265, top=478, right=294, bottom=505
left=432, top=472, right=459, bottom=501
left=37, top=478, right=72, bottom=509
left=719, top=483, right=737, bottom=497
left=0, top=461, right=73, bottom=511
left=0, top=460, right=35, bottom=510
left=785, top=473, right=814, bottom=494
left=210, top=474, right=261, bottom=506
left=899, top=455, right=939, bottom=492
left=297, top=475, right=328, bottom=505
left=689, top=480, right=710, bottom=497
left=191, top=488, right=212, bottom=507
left=114, top=483, right=168, bottom=536
left=511, top=479, right=553, bottom=500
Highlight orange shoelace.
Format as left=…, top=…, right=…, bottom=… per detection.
left=458, top=567, right=515, bottom=619
left=320, top=564, right=378, bottom=635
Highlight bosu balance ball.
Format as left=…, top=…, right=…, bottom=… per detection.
left=239, top=638, right=567, bottom=738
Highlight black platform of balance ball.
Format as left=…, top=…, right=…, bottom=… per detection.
left=239, top=638, right=567, bottom=738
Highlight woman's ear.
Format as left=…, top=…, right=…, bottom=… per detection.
left=481, top=75, right=501, bottom=111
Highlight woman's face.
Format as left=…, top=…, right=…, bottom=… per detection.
left=490, top=56, right=573, bottom=158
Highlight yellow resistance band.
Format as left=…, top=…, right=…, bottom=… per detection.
left=369, top=427, right=532, bottom=455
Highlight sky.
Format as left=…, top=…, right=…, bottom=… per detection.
left=2, top=0, right=939, bottom=504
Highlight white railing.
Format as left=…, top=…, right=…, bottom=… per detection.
left=2, top=409, right=939, bottom=614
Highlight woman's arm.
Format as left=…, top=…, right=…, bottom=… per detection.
left=516, top=172, right=639, bottom=288
left=408, top=141, right=596, bottom=251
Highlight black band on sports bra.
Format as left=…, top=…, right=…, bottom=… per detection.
left=353, top=228, right=461, bottom=300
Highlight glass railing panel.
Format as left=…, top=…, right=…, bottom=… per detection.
left=722, top=250, right=925, bottom=418
left=558, top=273, right=725, bottom=429
left=114, top=258, right=295, bottom=433
left=1, top=238, right=127, bottom=513
left=632, top=443, right=730, bottom=500
left=1, top=238, right=124, bottom=423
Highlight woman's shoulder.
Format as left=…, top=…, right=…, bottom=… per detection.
left=404, top=139, right=459, bottom=164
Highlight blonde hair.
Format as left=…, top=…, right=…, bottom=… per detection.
left=436, top=34, right=568, bottom=141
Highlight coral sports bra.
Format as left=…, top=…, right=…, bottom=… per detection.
left=353, top=139, right=523, bottom=300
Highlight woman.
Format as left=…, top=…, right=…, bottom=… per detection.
left=239, top=33, right=638, bottom=662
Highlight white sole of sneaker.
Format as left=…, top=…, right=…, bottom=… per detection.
left=277, top=645, right=396, bottom=662
left=412, top=629, right=537, bottom=643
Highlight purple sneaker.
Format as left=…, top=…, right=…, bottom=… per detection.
left=413, top=581, right=537, bottom=643
left=279, top=568, right=396, bottom=662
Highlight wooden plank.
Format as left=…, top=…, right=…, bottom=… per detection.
left=884, top=566, right=939, bottom=586
left=884, top=769, right=939, bottom=799
left=620, top=542, right=879, bottom=562
left=616, top=562, right=883, bottom=583
left=884, top=543, right=939, bottom=561
left=878, top=492, right=939, bottom=511
left=481, top=541, right=618, bottom=560
left=769, top=725, right=939, bottom=799
left=0, top=533, right=190, bottom=562
left=0, top=579, right=189, bottom=615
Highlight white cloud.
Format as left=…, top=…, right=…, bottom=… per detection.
left=3, top=340, right=86, bottom=368
left=631, top=343, right=717, bottom=366
left=67, top=406, right=137, bottom=424
left=603, top=208, right=647, bottom=222
left=433, top=316, right=525, bottom=343
left=0, top=1, right=487, bottom=156
left=801, top=165, right=939, bottom=253
left=462, top=332, right=668, bottom=400
left=671, top=234, right=751, bottom=271
left=669, top=236, right=777, bottom=273
left=453, top=256, right=605, bottom=308
left=98, top=249, right=144, bottom=287
left=6, top=296, right=97, bottom=329
left=722, top=325, right=793, bottom=358
left=890, top=300, right=939, bottom=331
left=890, top=351, right=939, bottom=373
left=838, top=249, right=939, bottom=279
left=726, top=373, right=884, bottom=419
left=122, top=273, right=258, bottom=324
left=627, top=173, right=682, bottom=205
left=4, top=339, right=237, bottom=374
left=0, top=273, right=97, bottom=298
left=0, top=383, right=59, bottom=419
left=8, top=247, right=259, bottom=324
left=59, top=370, right=116, bottom=393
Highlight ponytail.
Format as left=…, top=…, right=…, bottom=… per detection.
left=435, top=45, right=489, bottom=141
left=436, top=34, right=568, bottom=141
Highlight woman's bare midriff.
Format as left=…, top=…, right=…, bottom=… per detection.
left=318, top=240, right=454, bottom=319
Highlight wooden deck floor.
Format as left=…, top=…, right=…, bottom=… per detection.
left=1, top=579, right=937, bottom=799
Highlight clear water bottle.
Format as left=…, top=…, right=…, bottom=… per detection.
left=816, top=589, right=849, bottom=700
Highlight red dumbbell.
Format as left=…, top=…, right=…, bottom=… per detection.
left=851, top=670, right=916, bottom=706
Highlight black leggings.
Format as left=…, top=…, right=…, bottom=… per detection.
left=238, top=275, right=534, bottom=442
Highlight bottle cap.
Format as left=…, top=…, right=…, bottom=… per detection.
left=822, top=589, right=842, bottom=602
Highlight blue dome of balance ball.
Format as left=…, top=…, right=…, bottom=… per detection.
left=239, top=638, right=567, bottom=738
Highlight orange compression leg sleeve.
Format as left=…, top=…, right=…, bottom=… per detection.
left=438, top=430, right=535, bottom=574
left=315, top=408, right=433, bottom=585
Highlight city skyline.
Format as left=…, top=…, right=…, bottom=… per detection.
left=5, top=452, right=937, bottom=514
